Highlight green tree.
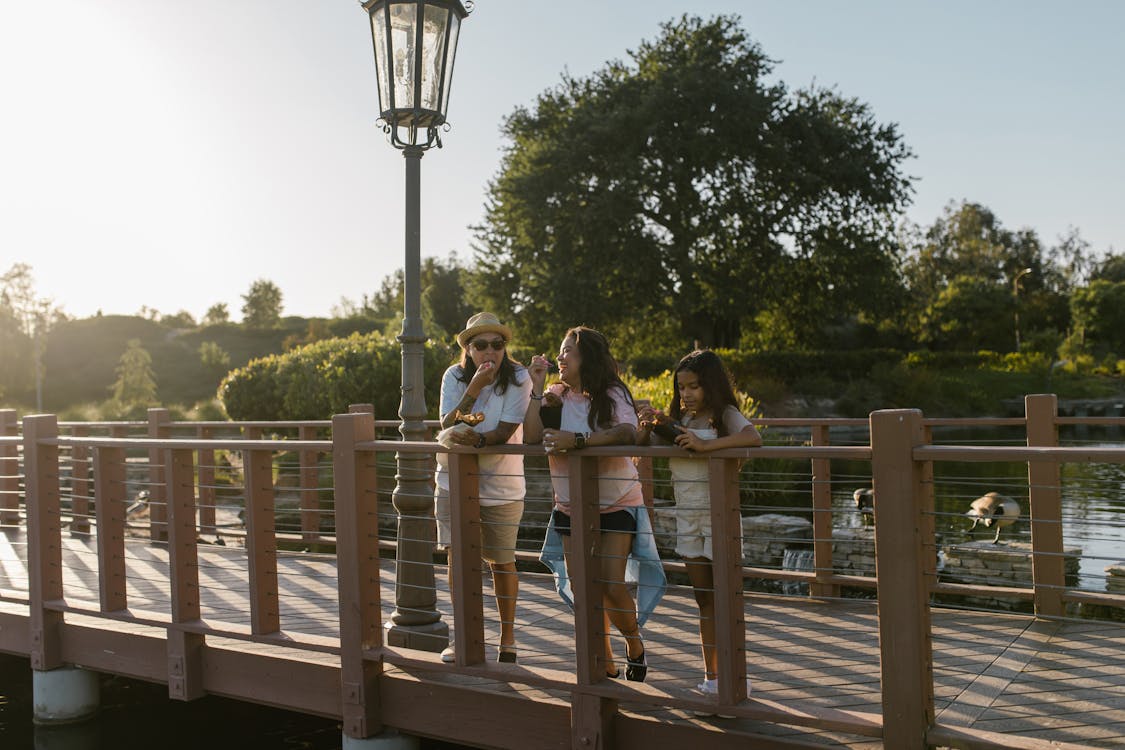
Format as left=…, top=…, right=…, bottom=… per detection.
left=199, top=341, right=231, bottom=382
left=469, top=15, right=913, bottom=354
left=1091, top=252, right=1125, bottom=283
left=902, top=202, right=1087, bottom=351
left=917, top=275, right=1013, bottom=351
left=203, top=303, right=231, bottom=326
left=241, top=279, right=283, bottom=328
left=1, top=263, right=65, bottom=408
left=161, top=310, right=197, bottom=328
left=369, top=254, right=474, bottom=344
left=111, top=338, right=158, bottom=406
left=1068, top=280, right=1125, bottom=357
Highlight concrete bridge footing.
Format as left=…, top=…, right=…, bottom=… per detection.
left=32, top=666, right=100, bottom=726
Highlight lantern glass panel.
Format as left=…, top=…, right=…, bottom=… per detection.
left=419, top=4, right=450, bottom=115
left=371, top=7, right=390, bottom=113
left=389, top=2, right=418, bottom=114
left=440, top=11, right=460, bottom=119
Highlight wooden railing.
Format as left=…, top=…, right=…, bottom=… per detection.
left=3, top=400, right=1125, bottom=748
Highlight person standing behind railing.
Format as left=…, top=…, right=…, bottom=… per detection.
left=435, top=312, right=532, bottom=664
left=636, top=349, right=762, bottom=700
left=525, top=326, right=666, bottom=681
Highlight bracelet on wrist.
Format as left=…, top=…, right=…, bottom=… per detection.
left=530, top=391, right=543, bottom=401
left=474, top=432, right=487, bottom=449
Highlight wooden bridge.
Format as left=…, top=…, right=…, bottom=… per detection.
left=1, top=397, right=1124, bottom=749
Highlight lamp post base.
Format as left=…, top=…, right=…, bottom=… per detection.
left=384, top=620, right=449, bottom=652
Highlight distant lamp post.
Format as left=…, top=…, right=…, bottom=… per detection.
left=361, top=0, right=471, bottom=651
left=1013, top=267, right=1033, bottom=352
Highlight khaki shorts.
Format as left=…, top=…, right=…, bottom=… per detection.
left=435, top=486, right=524, bottom=564
left=674, top=507, right=744, bottom=561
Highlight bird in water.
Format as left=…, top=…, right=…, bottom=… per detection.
left=966, top=492, right=1021, bottom=543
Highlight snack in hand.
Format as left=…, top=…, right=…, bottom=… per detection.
left=650, top=414, right=685, bottom=442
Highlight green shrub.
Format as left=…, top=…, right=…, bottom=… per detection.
left=219, top=332, right=457, bottom=420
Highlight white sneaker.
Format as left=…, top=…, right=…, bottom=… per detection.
left=440, top=644, right=456, bottom=663
left=693, top=678, right=751, bottom=718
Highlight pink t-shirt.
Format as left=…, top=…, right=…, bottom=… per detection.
left=547, top=383, right=643, bottom=513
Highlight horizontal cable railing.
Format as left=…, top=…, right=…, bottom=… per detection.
left=5, top=400, right=1125, bottom=749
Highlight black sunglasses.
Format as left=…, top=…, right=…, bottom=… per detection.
left=471, top=338, right=506, bottom=351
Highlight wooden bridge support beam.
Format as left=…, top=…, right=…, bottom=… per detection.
left=567, top=454, right=618, bottom=750
left=244, top=448, right=280, bottom=635
left=69, top=425, right=92, bottom=536
left=809, top=425, right=839, bottom=598
left=166, top=447, right=205, bottom=700
left=299, top=425, right=322, bottom=541
left=0, top=409, right=18, bottom=527
left=1025, top=394, right=1065, bottom=617
left=448, top=451, right=485, bottom=665
left=94, top=446, right=128, bottom=612
left=147, top=408, right=171, bottom=542
left=197, top=425, right=217, bottom=538
left=24, top=413, right=64, bottom=671
left=870, top=409, right=934, bottom=749
left=333, top=412, right=385, bottom=740
left=710, top=457, right=749, bottom=706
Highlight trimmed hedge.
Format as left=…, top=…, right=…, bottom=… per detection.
left=219, top=332, right=456, bottom=420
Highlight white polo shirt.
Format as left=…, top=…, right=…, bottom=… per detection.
left=434, top=363, right=531, bottom=505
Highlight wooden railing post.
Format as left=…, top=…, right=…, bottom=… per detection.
left=196, top=425, right=216, bottom=538
left=448, top=451, right=485, bottom=665
left=24, top=414, right=64, bottom=671
left=332, top=412, right=384, bottom=739
left=870, top=409, right=934, bottom=749
left=1025, top=394, right=1064, bottom=617
left=567, top=454, right=616, bottom=750
left=810, top=425, right=839, bottom=597
left=243, top=447, right=280, bottom=634
left=0, top=409, right=18, bottom=527
left=147, top=408, right=171, bottom=542
left=165, top=447, right=205, bottom=700
left=920, top=423, right=937, bottom=594
left=710, top=456, right=748, bottom=706
left=69, top=425, right=92, bottom=536
left=298, top=425, right=321, bottom=542
left=94, top=445, right=128, bottom=612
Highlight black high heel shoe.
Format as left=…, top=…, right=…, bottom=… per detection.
left=625, top=650, right=647, bottom=682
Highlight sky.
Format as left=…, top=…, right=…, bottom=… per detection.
left=2, top=1, right=1123, bottom=323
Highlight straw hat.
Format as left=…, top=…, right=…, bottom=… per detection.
left=456, top=312, right=513, bottom=348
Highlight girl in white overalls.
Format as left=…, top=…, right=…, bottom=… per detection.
left=637, top=350, right=762, bottom=700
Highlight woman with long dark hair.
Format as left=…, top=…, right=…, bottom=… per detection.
left=524, top=326, right=665, bottom=681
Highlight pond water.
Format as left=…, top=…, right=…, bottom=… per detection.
left=0, top=654, right=468, bottom=750
left=749, top=425, right=1125, bottom=593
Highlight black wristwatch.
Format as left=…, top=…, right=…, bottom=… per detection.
left=573, top=432, right=588, bottom=450
left=475, top=432, right=487, bottom=449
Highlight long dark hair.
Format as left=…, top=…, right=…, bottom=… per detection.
left=455, top=346, right=523, bottom=394
left=668, top=349, right=740, bottom=437
left=566, top=326, right=634, bottom=431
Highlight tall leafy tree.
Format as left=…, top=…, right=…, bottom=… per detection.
left=111, top=338, right=158, bottom=406
left=203, top=303, right=231, bottom=326
left=369, top=254, right=475, bottom=344
left=241, top=279, right=283, bottom=329
left=902, top=202, right=1090, bottom=352
left=1, top=263, right=65, bottom=408
left=470, top=15, right=913, bottom=353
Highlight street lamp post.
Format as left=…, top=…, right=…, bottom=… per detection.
left=1013, top=267, right=1032, bottom=352
left=361, top=0, right=471, bottom=651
